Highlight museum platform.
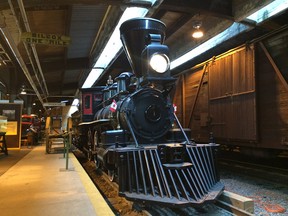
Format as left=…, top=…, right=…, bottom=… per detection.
left=0, top=145, right=115, bottom=216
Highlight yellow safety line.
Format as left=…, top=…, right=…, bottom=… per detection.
left=70, top=153, right=115, bottom=216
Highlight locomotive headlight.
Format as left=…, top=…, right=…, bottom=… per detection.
left=149, top=53, right=170, bottom=73
left=141, top=33, right=172, bottom=82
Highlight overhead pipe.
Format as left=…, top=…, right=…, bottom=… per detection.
left=17, top=0, right=49, bottom=96
left=0, top=27, right=45, bottom=108
left=8, top=0, right=47, bottom=99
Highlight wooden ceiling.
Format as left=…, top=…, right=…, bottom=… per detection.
left=0, top=0, right=287, bottom=110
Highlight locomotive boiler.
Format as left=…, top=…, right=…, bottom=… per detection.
left=76, top=17, right=224, bottom=206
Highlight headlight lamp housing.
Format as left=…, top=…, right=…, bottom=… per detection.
left=141, top=43, right=170, bottom=79
left=149, top=53, right=170, bottom=73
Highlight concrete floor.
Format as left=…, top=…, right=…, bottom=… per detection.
left=0, top=145, right=115, bottom=216
left=0, top=148, right=31, bottom=176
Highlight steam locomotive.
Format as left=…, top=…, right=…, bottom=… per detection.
left=75, top=18, right=224, bottom=206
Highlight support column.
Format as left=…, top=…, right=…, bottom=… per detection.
left=26, top=95, right=32, bottom=115
left=8, top=68, right=17, bottom=103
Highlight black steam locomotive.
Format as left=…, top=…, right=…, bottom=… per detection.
left=75, top=18, right=224, bottom=206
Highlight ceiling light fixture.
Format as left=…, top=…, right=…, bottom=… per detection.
left=20, top=90, right=27, bottom=95
left=192, top=21, right=203, bottom=39
left=171, top=22, right=250, bottom=69
left=171, top=0, right=288, bottom=70
left=20, top=85, right=27, bottom=95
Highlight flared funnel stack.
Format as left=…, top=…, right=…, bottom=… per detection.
left=120, top=18, right=166, bottom=78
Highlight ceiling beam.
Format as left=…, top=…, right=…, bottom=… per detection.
left=0, top=0, right=153, bottom=10
left=159, top=0, right=233, bottom=20
left=233, top=0, right=274, bottom=22
left=166, top=14, right=193, bottom=38
left=38, top=57, right=89, bottom=71
left=46, top=81, right=79, bottom=94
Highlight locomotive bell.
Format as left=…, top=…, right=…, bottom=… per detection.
left=115, top=72, right=134, bottom=94
left=120, top=18, right=167, bottom=78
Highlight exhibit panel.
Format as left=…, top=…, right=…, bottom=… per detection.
left=0, top=103, right=22, bottom=149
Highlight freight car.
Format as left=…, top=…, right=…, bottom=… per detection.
left=74, top=18, right=224, bottom=206
left=171, top=27, right=288, bottom=160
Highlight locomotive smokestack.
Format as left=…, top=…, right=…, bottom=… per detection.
left=120, top=18, right=166, bottom=78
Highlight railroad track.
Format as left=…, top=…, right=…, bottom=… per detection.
left=219, top=158, right=288, bottom=185
left=73, top=149, right=254, bottom=216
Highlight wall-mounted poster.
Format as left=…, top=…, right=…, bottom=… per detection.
left=6, top=121, right=18, bottom=135
left=2, top=110, right=16, bottom=121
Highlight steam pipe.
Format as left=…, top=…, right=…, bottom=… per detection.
left=8, top=0, right=47, bottom=99
left=17, top=0, right=49, bottom=96
left=0, top=27, right=45, bottom=107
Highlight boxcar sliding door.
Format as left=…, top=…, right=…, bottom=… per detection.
left=208, top=45, right=257, bottom=141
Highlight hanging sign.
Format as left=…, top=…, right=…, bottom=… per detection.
left=21, top=32, right=71, bottom=47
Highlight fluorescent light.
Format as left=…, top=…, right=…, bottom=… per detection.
left=72, top=98, right=79, bottom=106
left=171, top=0, right=288, bottom=70
left=95, top=7, right=149, bottom=69
left=247, top=0, right=288, bottom=23
left=82, top=68, right=104, bottom=88
left=81, top=2, right=156, bottom=88
left=68, top=101, right=79, bottom=117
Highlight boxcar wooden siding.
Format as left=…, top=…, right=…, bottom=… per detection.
left=173, top=29, right=288, bottom=150
left=174, top=45, right=257, bottom=142
left=256, top=39, right=288, bottom=149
